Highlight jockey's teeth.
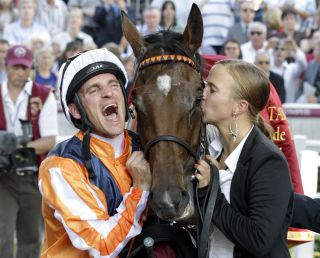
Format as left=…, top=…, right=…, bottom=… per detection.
left=103, top=105, right=118, bottom=116
left=105, top=113, right=117, bottom=120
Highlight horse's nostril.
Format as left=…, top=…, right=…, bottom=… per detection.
left=150, top=188, right=193, bottom=220
left=181, top=190, right=189, bottom=198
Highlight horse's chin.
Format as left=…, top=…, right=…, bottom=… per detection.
left=174, top=202, right=195, bottom=221
left=154, top=201, right=195, bottom=221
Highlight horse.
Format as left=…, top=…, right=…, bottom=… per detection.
left=122, top=3, right=205, bottom=222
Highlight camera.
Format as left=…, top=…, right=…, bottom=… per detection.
left=0, top=120, right=38, bottom=175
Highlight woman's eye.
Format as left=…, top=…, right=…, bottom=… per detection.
left=210, top=88, right=215, bottom=94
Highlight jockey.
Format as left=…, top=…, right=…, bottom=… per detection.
left=38, top=48, right=152, bottom=257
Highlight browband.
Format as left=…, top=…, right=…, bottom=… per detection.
left=139, top=54, right=199, bottom=72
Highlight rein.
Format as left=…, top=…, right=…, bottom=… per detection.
left=136, top=53, right=219, bottom=258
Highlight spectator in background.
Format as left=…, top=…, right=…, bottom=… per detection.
left=264, top=0, right=317, bottom=25
left=137, top=6, right=162, bottom=36
left=281, top=0, right=317, bottom=26
left=35, top=0, right=68, bottom=38
left=264, top=7, right=283, bottom=38
left=267, top=34, right=280, bottom=50
left=196, top=0, right=235, bottom=54
left=54, top=39, right=83, bottom=71
left=160, top=1, right=183, bottom=32
left=0, top=44, right=58, bottom=258
left=103, top=41, right=121, bottom=59
left=0, top=0, right=18, bottom=38
left=302, top=6, right=320, bottom=38
left=304, top=41, right=320, bottom=103
left=34, top=46, right=58, bottom=92
left=221, top=39, right=242, bottom=59
left=0, top=39, right=9, bottom=83
left=271, top=38, right=308, bottom=103
left=94, top=0, right=135, bottom=48
left=151, top=0, right=193, bottom=26
left=241, top=22, right=268, bottom=63
left=119, top=6, right=161, bottom=58
left=52, top=7, right=95, bottom=57
left=29, top=32, right=51, bottom=53
left=227, top=1, right=256, bottom=44
left=123, top=54, right=135, bottom=87
left=278, top=9, right=305, bottom=46
left=255, top=50, right=286, bottom=103
left=306, top=30, right=320, bottom=61
left=67, top=0, right=101, bottom=41
left=3, top=0, right=51, bottom=46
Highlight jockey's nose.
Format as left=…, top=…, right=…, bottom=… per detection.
left=101, top=85, right=113, bottom=98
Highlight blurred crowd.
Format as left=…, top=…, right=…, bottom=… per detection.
left=0, top=0, right=320, bottom=105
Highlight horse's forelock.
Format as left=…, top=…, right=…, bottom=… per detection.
left=142, top=31, right=195, bottom=61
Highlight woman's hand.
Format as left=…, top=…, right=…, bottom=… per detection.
left=194, top=155, right=219, bottom=188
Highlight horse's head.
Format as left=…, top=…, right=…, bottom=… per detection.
left=122, top=4, right=204, bottom=221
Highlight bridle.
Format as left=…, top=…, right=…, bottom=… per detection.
left=136, top=54, right=206, bottom=160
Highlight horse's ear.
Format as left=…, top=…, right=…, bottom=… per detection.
left=182, top=3, right=203, bottom=54
left=121, top=11, right=146, bottom=58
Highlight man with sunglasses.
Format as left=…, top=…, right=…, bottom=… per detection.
left=241, top=21, right=268, bottom=63
left=255, top=50, right=286, bottom=103
left=226, top=1, right=255, bottom=44
left=38, top=48, right=152, bottom=257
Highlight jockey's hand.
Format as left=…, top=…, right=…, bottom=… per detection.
left=194, top=155, right=219, bottom=188
left=126, top=151, right=152, bottom=191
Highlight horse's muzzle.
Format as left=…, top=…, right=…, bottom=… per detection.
left=150, top=186, right=195, bottom=221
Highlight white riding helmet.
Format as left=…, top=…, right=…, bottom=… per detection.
left=58, top=48, right=128, bottom=129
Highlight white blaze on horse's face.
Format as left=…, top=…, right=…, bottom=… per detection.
left=157, top=74, right=172, bottom=96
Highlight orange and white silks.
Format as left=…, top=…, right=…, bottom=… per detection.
left=38, top=131, right=149, bottom=258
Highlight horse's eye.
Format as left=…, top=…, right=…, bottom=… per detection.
left=138, top=72, right=147, bottom=84
left=195, top=95, right=202, bottom=106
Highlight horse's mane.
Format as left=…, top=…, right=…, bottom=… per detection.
left=142, top=30, right=203, bottom=73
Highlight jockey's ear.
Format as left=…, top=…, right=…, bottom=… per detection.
left=121, top=11, right=146, bottom=59
left=182, top=3, right=203, bottom=54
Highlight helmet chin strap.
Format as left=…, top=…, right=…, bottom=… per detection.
left=72, top=89, right=130, bottom=180
left=73, top=93, right=96, bottom=179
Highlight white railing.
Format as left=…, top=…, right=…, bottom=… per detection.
left=284, top=103, right=320, bottom=152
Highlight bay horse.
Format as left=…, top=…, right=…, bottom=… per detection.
left=121, top=4, right=205, bottom=222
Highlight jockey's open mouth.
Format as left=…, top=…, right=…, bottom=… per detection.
left=103, top=104, right=118, bottom=119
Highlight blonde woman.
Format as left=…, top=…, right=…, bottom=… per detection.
left=195, top=59, right=293, bottom=258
